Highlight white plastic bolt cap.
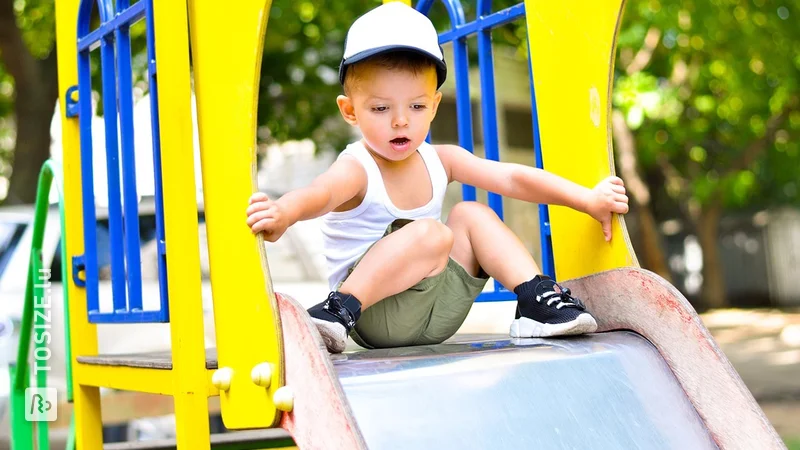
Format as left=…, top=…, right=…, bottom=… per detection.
left=251, top=362, right=273, bottom=388
left=273, top=386, right=294, bottom=412
left=212, top=367, right=233, bottom=391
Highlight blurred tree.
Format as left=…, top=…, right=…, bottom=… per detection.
left=613, top=0, right=800, bottom=308
left=0, top=0, right=57, bottom=205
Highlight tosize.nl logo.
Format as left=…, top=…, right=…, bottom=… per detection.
left=25, top=387, right=57, bottom=422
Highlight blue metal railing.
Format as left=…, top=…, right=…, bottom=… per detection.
left=527, top=38, right=556, bottom=280
left=420, top=0, right=556, bottom=301
left=74, top=0, right=169, bottom=323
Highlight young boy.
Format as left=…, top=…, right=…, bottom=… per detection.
left=246, top=2, right=629, bottom=353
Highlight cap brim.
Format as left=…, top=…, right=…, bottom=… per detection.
left=339, top=45, right=447, bottom=88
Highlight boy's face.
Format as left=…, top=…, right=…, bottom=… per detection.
left=337, top=63, right=443, bottom=162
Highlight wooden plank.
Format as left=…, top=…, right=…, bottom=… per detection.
left=103, top=428, right=294, bottom=450
left=564, top=268, right=785, bottom=449
left=276, top=293, right=368, bottom=449
left=74, top=363, right=174, bottom=395
left=76, top=348, right=219, bottom=369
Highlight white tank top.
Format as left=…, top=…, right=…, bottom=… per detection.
left=320, top=140, right=449, bottom=290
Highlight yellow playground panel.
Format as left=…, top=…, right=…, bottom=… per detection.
left=523, top=0, right=640, bottom=281
left=8, top=0, right=778, bottom=448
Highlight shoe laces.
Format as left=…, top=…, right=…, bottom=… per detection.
left=537, top=282, right=586, bottom=310
left=322, top=292, right=357, bottom=328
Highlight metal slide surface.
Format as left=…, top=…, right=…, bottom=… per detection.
left=333, top=332, right=718, bottom=450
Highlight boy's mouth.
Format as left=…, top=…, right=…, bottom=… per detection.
left=389, top=137, right=411, bottom=152
left=390, top=137, right=410, bottom=145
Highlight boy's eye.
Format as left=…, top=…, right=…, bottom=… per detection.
left=412, top=104, right=427, bottom=110
left=372, top=106, right=388, bottom=112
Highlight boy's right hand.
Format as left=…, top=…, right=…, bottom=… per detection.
left=246, top=193, right=290, bottom=242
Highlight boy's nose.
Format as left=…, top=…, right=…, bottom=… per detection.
left=392, top=114, right=409, bottom=128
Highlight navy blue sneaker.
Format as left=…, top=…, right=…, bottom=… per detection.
left=510, top=275, right=597, bottom=338
left=307, top=292, right=362, bottom=353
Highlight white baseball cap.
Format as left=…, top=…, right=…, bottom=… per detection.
left=339, top=2, right=447, bottom=88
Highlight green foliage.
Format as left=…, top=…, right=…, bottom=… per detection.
left=256, top=0, right=382, bottom=153
left=613, top=0, right=800, bottom=213
left=785, top=437, right=800, bottom=450
left=14, top=0, right=55, bottom=58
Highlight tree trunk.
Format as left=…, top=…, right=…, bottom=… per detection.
left=0, top=0, right=60, bottom=205
left=635, top=205, right=673, bottom=282
left=5, top=82, right=58, bottom=205
left=611, top=110, right=673, bottom=282
left=697, top=202, right=726, bottom=309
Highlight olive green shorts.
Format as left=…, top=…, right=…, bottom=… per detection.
left=339, top=219, right=489, bottom=349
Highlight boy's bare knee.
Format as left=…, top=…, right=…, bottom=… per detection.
left=448, top=201, right=495, bottom=225
left=412, top=218, right=453, bottom=258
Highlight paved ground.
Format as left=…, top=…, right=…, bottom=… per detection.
left=701, top=309, right=800, bottom=439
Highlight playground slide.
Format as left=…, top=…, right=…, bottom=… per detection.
left=276, top=268, right=784, bottom=450
left=335, top=332, right=716, bottom=449
left=37, top=0, right=786, bottom=447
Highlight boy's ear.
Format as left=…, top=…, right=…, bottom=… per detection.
left=337, top=95, right=358, bottom=126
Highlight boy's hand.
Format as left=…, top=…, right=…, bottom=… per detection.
left=585, top=176, right=629, bottom=242
left=246, top=193, right=291, bottom=242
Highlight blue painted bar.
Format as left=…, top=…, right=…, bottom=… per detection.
left=438, top=3, right=525, bottom=44
left=77, top=0, right=113, bottom=33
left=74, top=0, right=114, bottom=314
left=417, top=1, right=537, bottom=301
left=76, top=46, right=99, bottom=313
left=474, top=290, right=517, bottom=302
left=526, top=36, right=556, bottom=279
left=78, top=1, right=146, bottom=51
left=475, top=2, right=502, bottom=216
left=418, top=0, right=477, bottom=201
left=145, top=0, right=170, bottom=322
left=98, top=36, right=128, bottom=314
left=476, top=0, right=507, bottom=295
left=116, top=21, right=145, bottom=313
left=88, top=310, right=166, bottom=324
left=417, top=0, right=463, bottom=27
left=75, top=0, right=169, bottom=323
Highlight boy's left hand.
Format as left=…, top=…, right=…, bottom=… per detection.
left=585, top=176, right=629, bottom=242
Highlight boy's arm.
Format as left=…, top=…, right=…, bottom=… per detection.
left=436, top=144, right=629, bottom=240
left=277, top=156, right=367, bottom=222
left=247, top=156, right=366, bottom=241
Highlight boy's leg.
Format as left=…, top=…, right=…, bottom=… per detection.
left=445, top=201, right=597, bottom=337
left=339, top=219, right=453, bottom=309
left=308, top=219, right=453, bottom=353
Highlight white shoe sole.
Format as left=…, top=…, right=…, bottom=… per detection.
left=509, top=313, right=598, bottom=338
left=311, top=318, right=347, bottom=353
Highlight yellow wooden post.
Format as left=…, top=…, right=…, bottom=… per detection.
left=523, top=0, right=639, bottom=280
left=187, top=0, right=284, bottom=430
left=54, top=0, right=104, bottom=447
left=151, top=0, right=211, bottom=447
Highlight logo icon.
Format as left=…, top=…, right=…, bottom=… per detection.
left=25, top=388, right=57, bottom=422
